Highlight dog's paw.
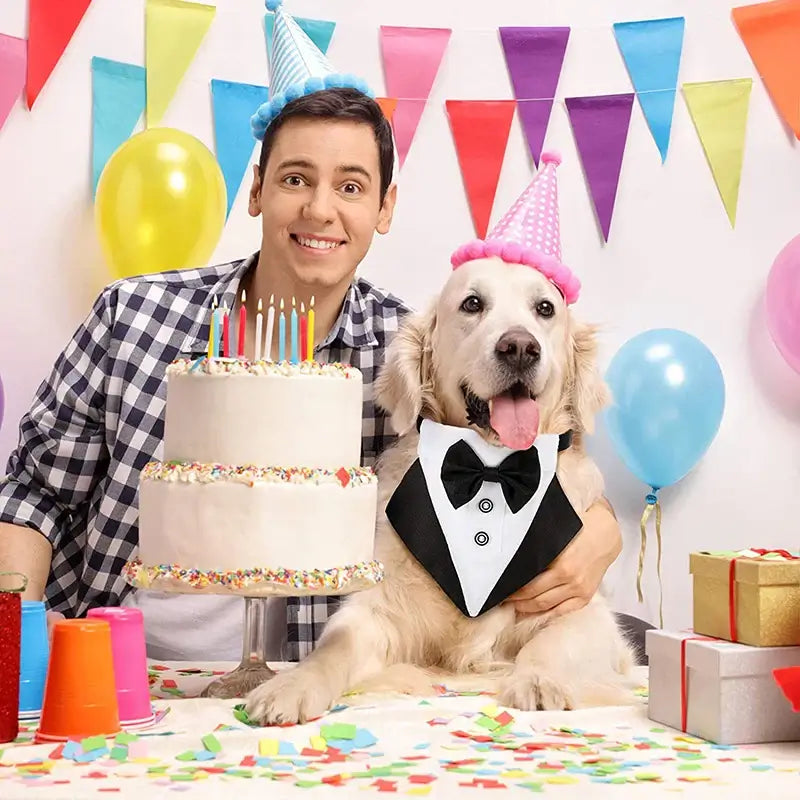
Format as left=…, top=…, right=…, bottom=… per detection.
left=245, top=668, right=334, bottom=725
left=498, top=672, right=574, bottom=711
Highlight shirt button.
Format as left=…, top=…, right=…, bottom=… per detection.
left=474, top=531, right=489, bottom=546
left=478, top=498, right=493, bottom=513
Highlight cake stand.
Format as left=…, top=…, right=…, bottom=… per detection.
left=123, top=558, right=384, bottom=699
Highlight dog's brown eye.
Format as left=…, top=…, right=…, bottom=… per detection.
left=460, top=295, right=483, bottom=314
left=536, top=300, right=555, bottom=318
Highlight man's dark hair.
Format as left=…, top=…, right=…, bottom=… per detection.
left=257, top=88, right=395, bottom=203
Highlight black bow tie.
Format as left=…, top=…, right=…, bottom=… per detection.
left=440, top=439, right=541, bottom=514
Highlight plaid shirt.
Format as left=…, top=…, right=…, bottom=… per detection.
left=0, top=253, right=410, bottom=660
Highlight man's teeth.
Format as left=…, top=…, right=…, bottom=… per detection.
left=297, top=236, right=340, bottom=250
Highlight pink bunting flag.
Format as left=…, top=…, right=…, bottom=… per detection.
left=379, top=26, right=451, bottom=167
left=499, top=27, right=570, bottom=168
left=0, top=34, right=26, bottom=132
left=565, top=93, right=634, bottom=242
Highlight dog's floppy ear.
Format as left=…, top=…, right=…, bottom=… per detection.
left=568, top=320, right=611, bottom=434
left=375, top=304, right=438, bottom=435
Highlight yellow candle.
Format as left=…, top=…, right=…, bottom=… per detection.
left=207, top=294, right=217, bottom=360
left=307, top=295, right=315, bottom=362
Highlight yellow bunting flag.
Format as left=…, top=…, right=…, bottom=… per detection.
left=682, top=78, right=753, bottom=227
left=145, top=0, right=216, bottom=127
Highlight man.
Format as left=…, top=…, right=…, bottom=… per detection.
left=0, top=2, right=622, bottom=662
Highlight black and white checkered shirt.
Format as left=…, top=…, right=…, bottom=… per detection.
left=0, top=253, right=410, bottom=660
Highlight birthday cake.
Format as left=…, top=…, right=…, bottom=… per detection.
left=124, top=357, right=383, bottom=596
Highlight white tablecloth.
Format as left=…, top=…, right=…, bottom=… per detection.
left=1, top=662, right=798, bottom=798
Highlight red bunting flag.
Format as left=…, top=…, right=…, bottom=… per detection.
left=27, top=0, right=93, bottom=109
left=445, top=100, right=517, bottom=239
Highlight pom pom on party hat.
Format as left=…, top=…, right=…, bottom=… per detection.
left=251, top=0, right=374, bottom=140
left=450, top=150, right=581, bottom=305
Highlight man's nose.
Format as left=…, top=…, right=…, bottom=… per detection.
left=302, top=187, right=336, bottom=223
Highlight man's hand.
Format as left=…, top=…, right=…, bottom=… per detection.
left=507, top=497, right=622, bottom=617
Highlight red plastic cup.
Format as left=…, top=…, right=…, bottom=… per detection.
left=36, top=619, right=121, bottom=743
left=87, top=607, right=154, bottom=728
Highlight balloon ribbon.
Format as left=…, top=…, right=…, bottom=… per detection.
left=637, top=492, right=663, bottom=628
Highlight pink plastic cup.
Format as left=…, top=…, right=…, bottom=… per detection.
left=86, top=608, right=154, bottom=728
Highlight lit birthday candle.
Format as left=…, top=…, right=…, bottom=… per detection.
left=254, top=298, right=263, bottom=361
left=278, top=298, right=286, bottom=362
left=290, top=297, right=298, bottom=364
left=222, top=302, right=230, bottom=358
left=307, top=295, right=315, bottom=362
left=237, top=289, right=246, bottom=358
left=300, top=301, right=307, bottom=361
left=207, top=295, right=217, bottom=360
left=265, top=294, right=275, bottom=360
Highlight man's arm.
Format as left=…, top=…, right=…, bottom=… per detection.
left=0, top=522, right=52, bottom=600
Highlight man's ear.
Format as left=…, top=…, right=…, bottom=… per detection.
left=568, top=320, right=611, bottom=434
left=376, top=183, right=397, bottom=235
left=248, top=165, right=263, bottom=218
left=374, top=303, right=438, bottom=435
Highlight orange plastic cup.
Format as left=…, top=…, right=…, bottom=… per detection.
left=35, top=619, right=121, bottom=742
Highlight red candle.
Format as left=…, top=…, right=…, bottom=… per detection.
left=222, top=304, right=230, bottom=358
left=237, top=289, right=246, bottom=359
left=300, top=302, right=307, bottom=361
left=0, top=572, right=25, bottom=744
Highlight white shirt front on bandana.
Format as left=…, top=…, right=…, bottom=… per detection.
left=416, top=418, right=560, bottom=617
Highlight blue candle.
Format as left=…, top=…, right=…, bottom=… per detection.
left=290, top=297, right=298, bottom=364
left=278, top=298, right=286, bottom=362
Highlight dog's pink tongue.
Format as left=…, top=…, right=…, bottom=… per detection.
left=490, top=395, right=540, bottom=450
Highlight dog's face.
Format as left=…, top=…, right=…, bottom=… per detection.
left=375, top=257, right=610, bottom=449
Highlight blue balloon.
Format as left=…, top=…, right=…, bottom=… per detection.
left=603, top=329, right=725, bottom=491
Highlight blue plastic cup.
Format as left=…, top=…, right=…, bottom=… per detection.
left=19, top=600, right=49, bottom=719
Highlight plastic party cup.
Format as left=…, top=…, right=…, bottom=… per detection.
left=35, top=619, right=121, bottom=743
left=19, top=600, right=49, bottom=719
left=87, top=607, right=154, bottom=728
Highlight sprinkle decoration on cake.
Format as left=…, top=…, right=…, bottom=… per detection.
left=141, top=462, right=376, bottom=487
left=168, top=357, right=358, bottom=378
left=122, top=559, right=385, bottom=594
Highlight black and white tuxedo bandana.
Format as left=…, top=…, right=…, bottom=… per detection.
left=385, top=418, right=582, bottom=618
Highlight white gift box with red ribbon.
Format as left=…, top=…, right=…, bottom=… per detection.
left=646, top=629, right=800, bottom=744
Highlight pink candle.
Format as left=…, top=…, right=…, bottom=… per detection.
left=237, top=289, right=246, bottom=359
left=300, top=302, right=307, bottom=360
left=222, top=304, right=230, bottom=357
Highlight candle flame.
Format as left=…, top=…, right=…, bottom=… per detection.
left=310, top=295, right=315, bottom=309
left=257, top=297, right=263, bottom=312
left=301, top=301, right=305, bottom=313
left=280, top=298, right=284, bottom=311
left=292, top=296, right=296, bottom=309
left=223, top=302, right=229, bottom=313
left=269, top=293, right=274, bottom=305
left=211, top=294, right=218, bottom=310
left=241, top=288, right=246, bottom=304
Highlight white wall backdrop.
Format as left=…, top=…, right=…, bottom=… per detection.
left=1, top=0, right=799, bottom=630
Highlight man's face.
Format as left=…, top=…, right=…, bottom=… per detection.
left=249, top=117, right=396, bottom=292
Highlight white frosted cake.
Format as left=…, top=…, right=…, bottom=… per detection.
left=124, top=357, right=383, bottom=596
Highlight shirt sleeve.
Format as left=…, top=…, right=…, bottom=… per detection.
left=0, top=287, right=114, bottom=547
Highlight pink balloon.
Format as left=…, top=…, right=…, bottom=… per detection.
left=766, top=234, right=800, bottom=374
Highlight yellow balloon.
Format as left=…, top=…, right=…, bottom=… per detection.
left=95, top=128, right=227, bottom=279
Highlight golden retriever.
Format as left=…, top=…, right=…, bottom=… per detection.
left=245, top=257, right=636, bottom=725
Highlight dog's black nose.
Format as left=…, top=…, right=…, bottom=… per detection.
left=495, top=327, right=541, bottom=370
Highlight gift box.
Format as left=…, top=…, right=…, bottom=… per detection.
left=646, top=629, right=800, bottom=744
left=690, top=549, right=800, bottom=647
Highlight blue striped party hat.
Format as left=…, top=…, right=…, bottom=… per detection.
left=251, top=0, right=373, bottom=140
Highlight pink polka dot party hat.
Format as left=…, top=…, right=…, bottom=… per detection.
left=450, top=151, right=581, bottom=305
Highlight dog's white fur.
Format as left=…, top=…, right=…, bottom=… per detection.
left=246, top=258, right=636, bottom=724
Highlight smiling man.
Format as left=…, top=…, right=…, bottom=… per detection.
left=0, top=0, right=623, bottom=662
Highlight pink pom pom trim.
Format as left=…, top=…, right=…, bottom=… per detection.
left=450, top=240, right=580, bottom=305
left=540, top=149, right=562, bottom=166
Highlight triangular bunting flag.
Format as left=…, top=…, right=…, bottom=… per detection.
left=145, top=0, right=216, bottom=127
left=682, top=78, right=752, bottom=227
left=264, top=11, right=335, bottom=61
left=773, top=666, right=800, bottom=712
left=732, top=0, right=800, bottom=138
left=499, top=27, right=570, bottom=168
left=27, top=0, right=92, bottom=109
left=211, top=79, right=269, bottom=219
left=445, top=100, right=516, bottom=239
left=0, top=34, right=27, bottom=132
left=613, top=17, right=685, bottom=162
left=379, top=26, right=451, bottom=167
left=565, top=93, right=634, bottom=242
left=91, top=58, right=146, bottom=197
left=376, top=97, right=398, bottom=122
